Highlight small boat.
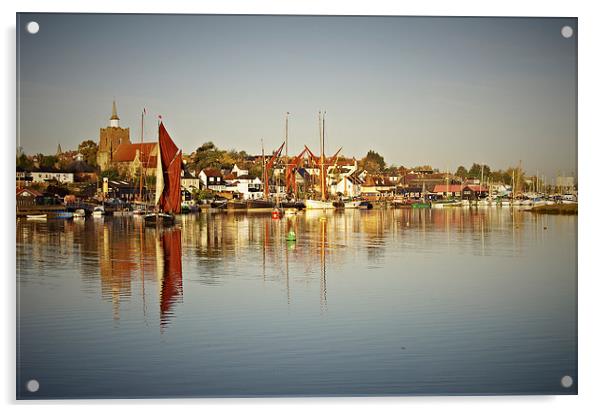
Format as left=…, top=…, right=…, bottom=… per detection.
left=432, top=200, right=462, bottom=208
left=271, top=208, right=282, bottom=219
left=358, top=201, right=373, bottom=210
left=26, top=214, right=47, bottom=220
left=211, top=199, right=228, bottom=209
left=180, top=204, right=191, bottom=214
left=144, top=212, right=176, bottom=226
left=55, top=211, right=74, bottom=219
left=92, top=206, right=105, bottom=217
left=344, top=200, right=361, bottom=209
left=305, top=199, right=335, bottom=209
left=73, top=209, right=86, bottom=218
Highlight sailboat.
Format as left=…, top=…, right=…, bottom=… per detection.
left=144, top=121, right=181, bottom=226
left=305, top=111, right=336, bottom=209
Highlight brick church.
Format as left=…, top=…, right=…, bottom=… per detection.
left=97, top=101, right=158, bottom=177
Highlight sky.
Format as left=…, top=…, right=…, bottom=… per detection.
left=17, top=14, right=577, bottom=178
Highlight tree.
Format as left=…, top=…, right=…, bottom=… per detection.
left=467, top=163, right=491, bottom=180
left=455, top=166, right=468, bottom=178
left=78, top=140, right=98, bottom=167
left=16, top=153, right=33, bottom=170
left=361, top=150, right=385, bottom=174
left=100, top=167, right=121, bottom=181
left=39, top=155, right=58, bottom=170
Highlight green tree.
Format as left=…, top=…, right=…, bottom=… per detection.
left=455, top=165, right=468, bottom=178
left=468, top=163, right=491, bottom=180
left=100, top=167, right=121, bottom=181
left=361, top=150, right=385, bottom=174
left=16, top=153, right=33, bottom=170
left=39, top=155, right=59, bottom=170
left=78, top=140, right=98, bottom=167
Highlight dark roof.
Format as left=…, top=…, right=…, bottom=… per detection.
left=65, top=160, right=97, bottom=173
left=202, top=168, right=223, bottom=177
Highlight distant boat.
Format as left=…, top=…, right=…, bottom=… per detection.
left=55, top=211, right=74, bottom=219
left=344, top=200, right=361, bottom=208
left=92, top=206, right=105, bottom=217
left=145, top=122, right=182, bottom=227
left=247, top=199, right=275, bottom=209
left=26, top=214, right=47, bottom=220
left=73, top=209, right=86, bottom=218
left=305, top=199, right=335, bottom=209
left=359, top=201, right=373, bottom=210
left=432, top=200, right=462, bottom=208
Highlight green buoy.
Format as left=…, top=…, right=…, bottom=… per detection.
left=286, top=230, right=296, bottom=241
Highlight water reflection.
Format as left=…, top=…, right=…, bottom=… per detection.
left=16, top=208, right=556, bottom=328
left=16, top=207, right=577, bottom=397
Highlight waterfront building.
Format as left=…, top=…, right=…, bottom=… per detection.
left=16, top=187, right=43, bottom=208
left=200, top=168, right=226, bottom=191
left=30, top=170, right=74, bottom=184
left=181, top=169, right=201, bottom=192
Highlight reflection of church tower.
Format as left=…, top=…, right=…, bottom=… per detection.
left=97, top=100, right=131, bottom=171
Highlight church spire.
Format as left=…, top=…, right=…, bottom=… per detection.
left=110, top=100, right=120, bottom=127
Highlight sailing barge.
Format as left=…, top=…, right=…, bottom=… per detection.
left=145, top=122, right=182, bottom=227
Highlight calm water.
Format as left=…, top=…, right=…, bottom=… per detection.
left=16, top=208, right=577, bottom=398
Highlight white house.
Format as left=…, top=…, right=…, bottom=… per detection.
left=181, top=169, right=201, bottom=191
left=232, top=163, right=249, bottom=177
left=234, top=175, right=263, bottom=200
left=200, top=168, right=226, bottom=191
left=30, top=171, right=74, bottom=184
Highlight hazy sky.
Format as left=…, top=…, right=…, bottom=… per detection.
left=17, top=14, right=576, bottom=177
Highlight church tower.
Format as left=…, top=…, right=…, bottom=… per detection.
left=110, top=100, right=120, bottom=128
left=97, top=100, right=130, bottom=171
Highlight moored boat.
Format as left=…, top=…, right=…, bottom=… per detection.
left=92, top=206, right=105, bottom=217
left=73, top=209, right=86, bottom=218
left=144, top=121, right=181, bottom=228
left=55, top=211, right=74, bottom=219
left=305, top=199, right=335, bottom=209
left=247, top=199, right=275, bottom=209
left=344, top=200, right=361, bottom=209
left=359, top=201, right=373, bottom=210
left=144, top=212, right=176, bottom=226
left=26, top=214, right=47, bottom=220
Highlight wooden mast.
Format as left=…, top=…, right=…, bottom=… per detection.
left=320, top=111, right=327, bottom=202
left=139, top=109, right=145, bottom=202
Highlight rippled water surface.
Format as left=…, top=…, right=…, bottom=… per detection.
left=16, top=208, right=577, bottom=398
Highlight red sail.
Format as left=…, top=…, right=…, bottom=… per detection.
left=159, top=228, right=183, bottom=328
left=158, top=122, right=181, bottom=214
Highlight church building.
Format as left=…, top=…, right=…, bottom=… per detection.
left=97, top=101, right=158, bottom=177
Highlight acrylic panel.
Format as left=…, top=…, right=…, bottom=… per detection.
left=16, top=13, right=577, bottom=399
